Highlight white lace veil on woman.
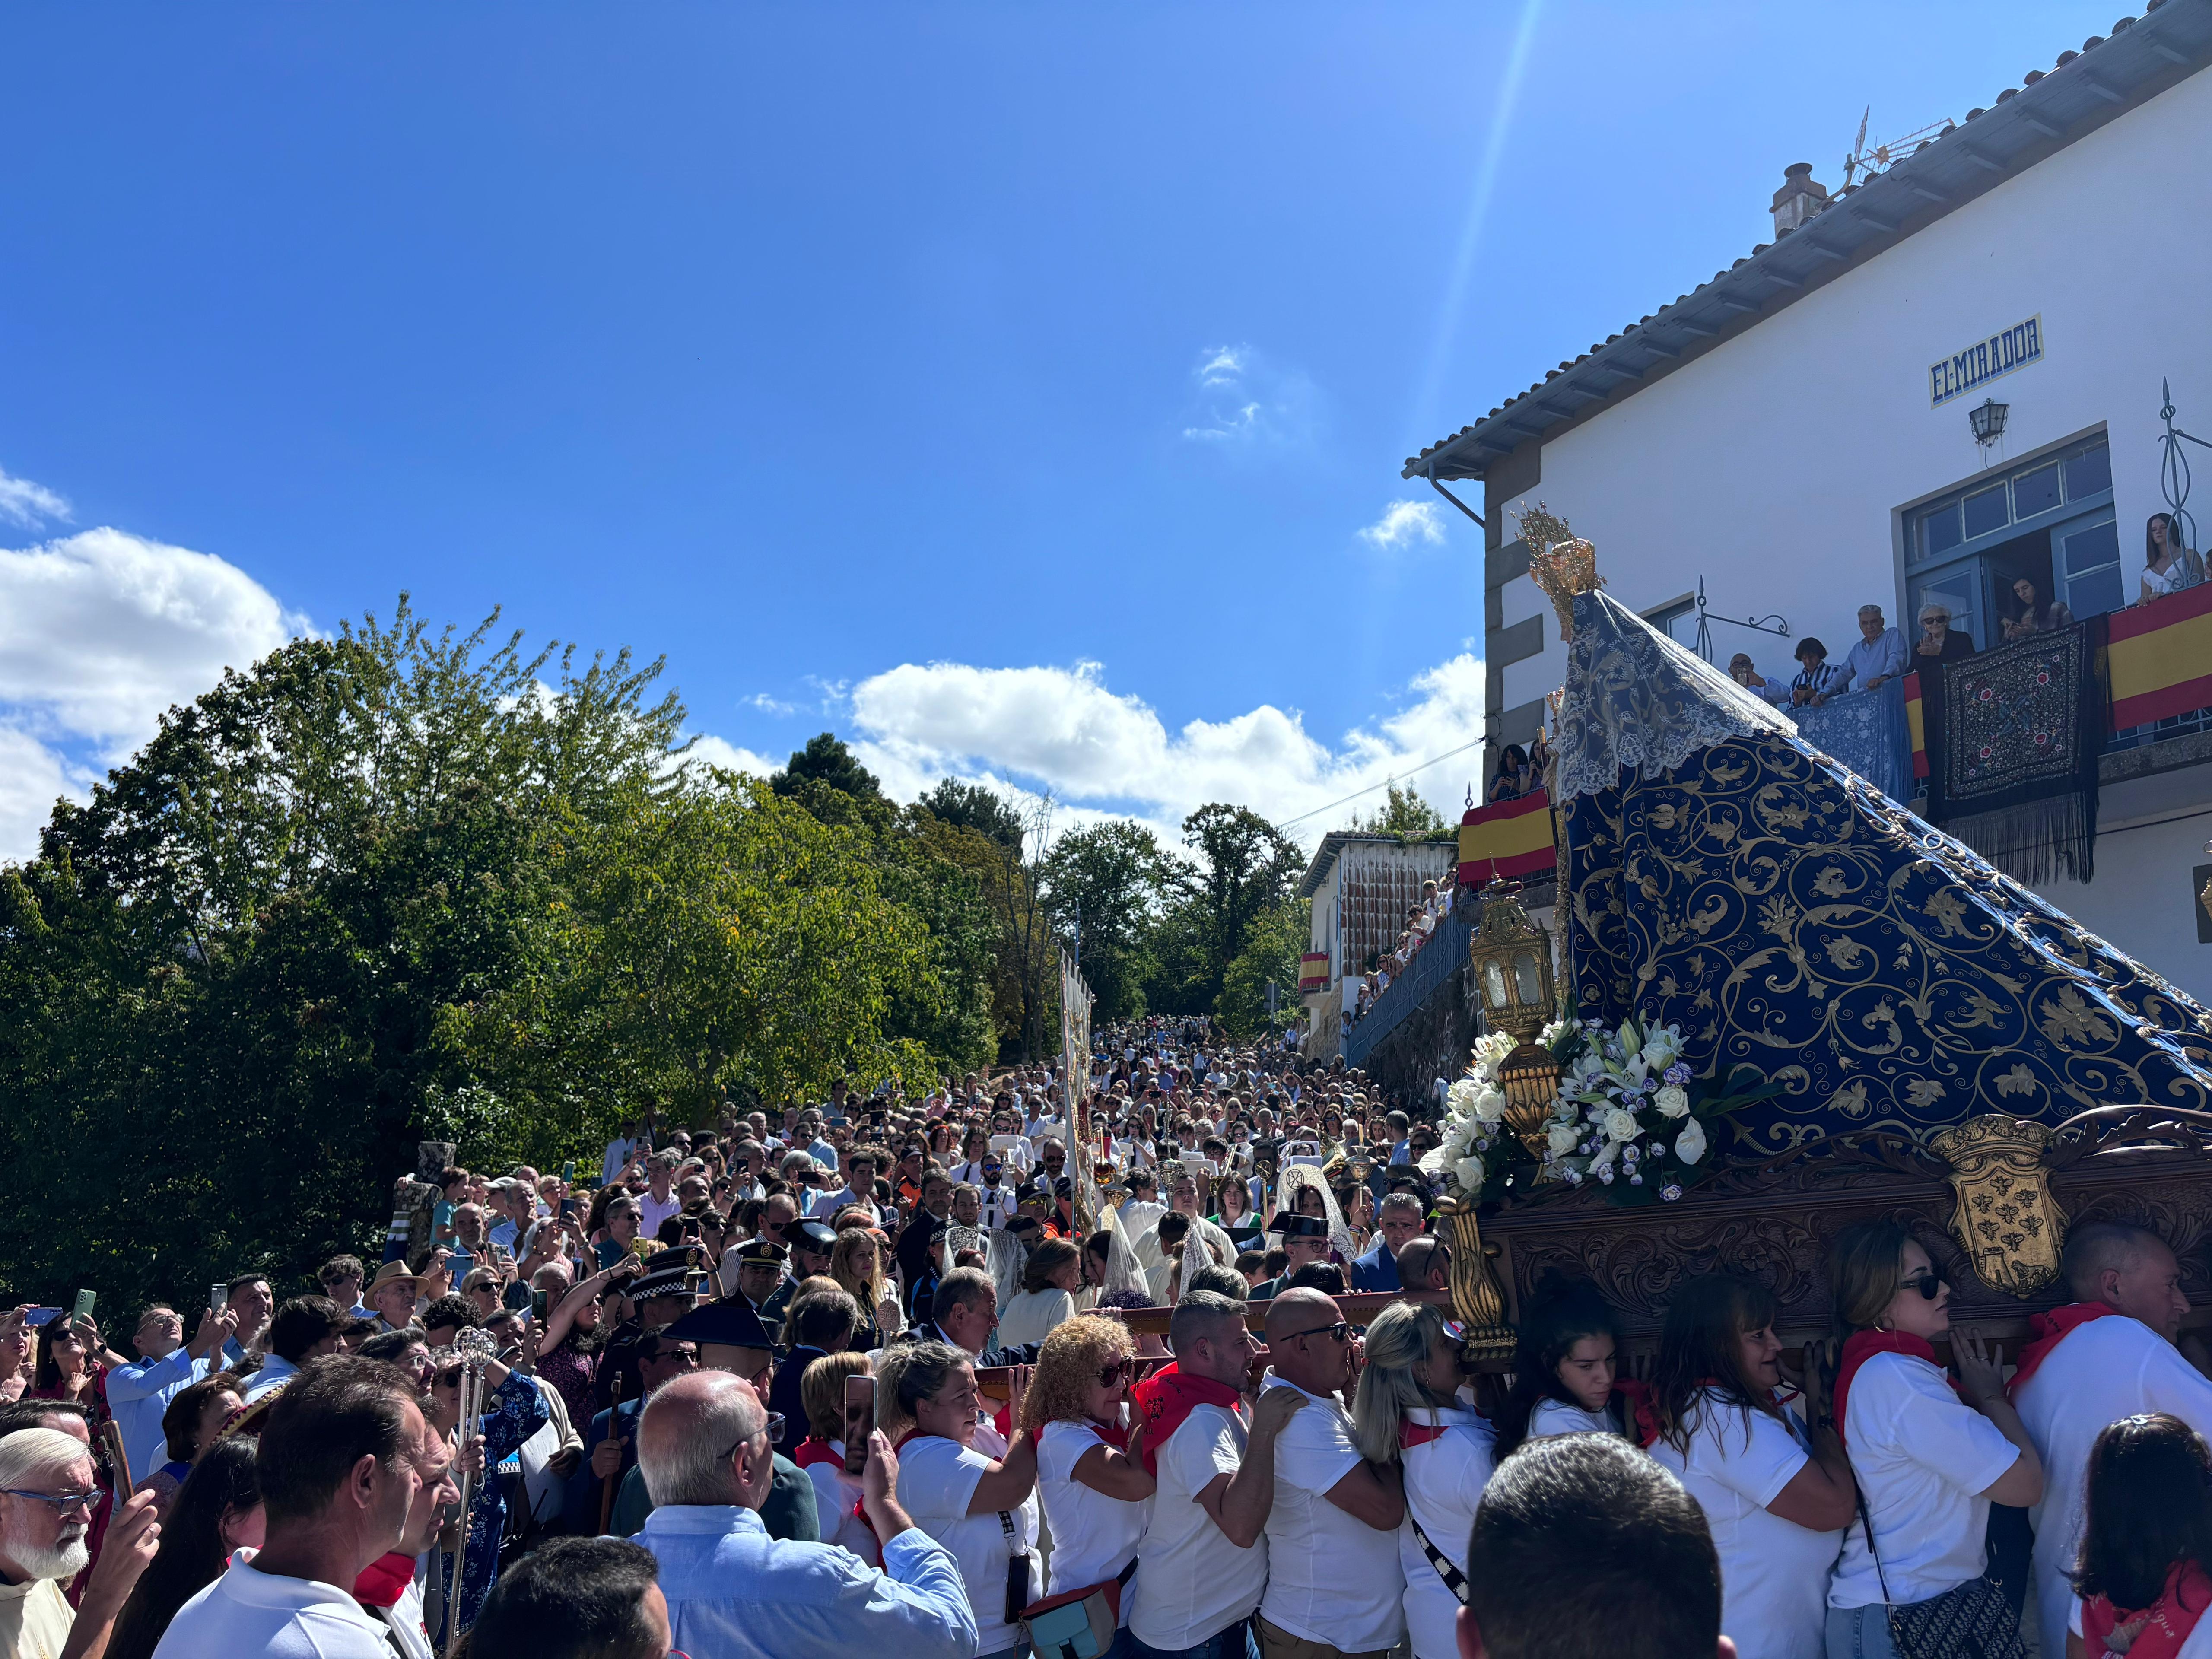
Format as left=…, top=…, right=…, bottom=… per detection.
left=1275, top=1161, right=1356, bottom=1262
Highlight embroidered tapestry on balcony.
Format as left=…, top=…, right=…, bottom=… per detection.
left=1554, top=585, right=2212, bottom=1156
left=1924, top=621, right=2107, bottom=885
left=1793, top=678, right=1911, bottom=804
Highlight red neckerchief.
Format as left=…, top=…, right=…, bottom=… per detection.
left=2083, top=1561, right=2212, bottom=1659
left=1615, top=1377, right=1662, bottom=1448
left=1400, top=1419, right=1449, bottom=1449
left=1090, top=1413, right=1130, bottom=1452
left=1131, top=1363, right=1243, bottom=1477
left=2006, top=1303, right=2114, bottom=1402
left=791, top=1437, right=843, bottom=1471
left=1834, top=1330, right=1956, bottom=1448
left=353, top=1552, right=417, bottom=1610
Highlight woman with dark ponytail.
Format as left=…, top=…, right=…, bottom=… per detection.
left=2069, top=1413, right=2212, bottom=1658
left=1491, top=1274, right=1627, bottom=1462
left=1645, top=1273, right=1854, bottom=1659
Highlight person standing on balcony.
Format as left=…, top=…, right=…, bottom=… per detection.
left=1839, top=605, right=1908, bottom=695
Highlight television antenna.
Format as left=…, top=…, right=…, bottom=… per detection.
left=1842, top=105, right=1957, bottom=189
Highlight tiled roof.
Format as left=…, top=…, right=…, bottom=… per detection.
left=1403, top=0, right=2212, bottom=481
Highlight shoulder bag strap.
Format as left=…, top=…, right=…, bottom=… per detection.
left=1408, top=1512, right=1470, bottom=1606
left=1843, top=1451, right=1896, bottom=1611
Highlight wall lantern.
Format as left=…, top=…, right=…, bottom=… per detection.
left=1969, top=397, right=2010, bottom=449
left=1468, top=876, right=1561, bottom=1159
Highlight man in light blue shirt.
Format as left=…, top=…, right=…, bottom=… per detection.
left=108, top=1303, right=232, bottom=1478
left=1839, top=604, right=1908, bottom=694
left=634, top=1370, right=976, bottom=1659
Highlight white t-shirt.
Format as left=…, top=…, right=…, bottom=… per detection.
left=1648, top=1389, right=1841, bottom=1659
left=1829, top=1351, right=2019, bottom=1609
left=639, top=1188, right=682, bottom=1240
left=1259, top=1379, right=1406, bottom=1651
left=1133, top=1400, right=1266, bottom=1651
left=1527, top=1397, right=1622, bottom=1440
left=804, top=1445, right=882, bottom=1566
left=2016, top=1314, right=2212, bottom=1659
left=1037, top=1420, right=1151, bottom=1621
left=151, top=1556, right=394, bottom=1658
left=1398, top=1407, right=1495, bottom=1659
left=897, top=1433, right=1042, bottom=1656
left=997, top=1289, right=1076, bottom=1350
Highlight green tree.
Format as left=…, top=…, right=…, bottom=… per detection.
left=1353, top=782, right=1448, bottom=837
left=1041, top=819, right=1175, bottom=1021
left=1217, top=897, right=1311, bottom=1039
left=916, top=779, right=1025, bottom=850
left=1175, top=803, right=1302, bottom=1010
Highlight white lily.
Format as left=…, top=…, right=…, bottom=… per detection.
left=1675, top=1118, right=1708, bottom=1164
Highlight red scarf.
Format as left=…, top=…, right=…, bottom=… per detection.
left=1131, top=1363, right=1243, bottom=1477
left=1834, top=1330, right=1956, bottom=1448
left=1400, top=1419, right=1450, bottom=1450
left=792, top=1436, right=844, bottom=1471
left=1615, top=1377, right=1662, bottom=1448
left=353, top=1552, right=417, bottom=1610
left=2082, top=1562, right=2212, bottom=1659
left=2006, top=1303, right=2113, bottom=1402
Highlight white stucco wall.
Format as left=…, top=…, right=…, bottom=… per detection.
left=1488, top=63, right=2212, bottom=999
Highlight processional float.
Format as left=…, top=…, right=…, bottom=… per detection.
left=1437, top=517, right=2212, bottom=1361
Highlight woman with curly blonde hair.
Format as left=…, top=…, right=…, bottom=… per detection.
left=1018, top=1315, right=1154, bottom=1638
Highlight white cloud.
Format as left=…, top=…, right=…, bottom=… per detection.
left=680, top=732, right=780, bottom=781
left=1179, top=343, right=1314, bottom=448
left=0, top=466, right=70, bottom=529
left=849, top=651, right=1484, bottom=845
left=746, top=692, right=798, bottom=716
left=0, top=524, right=311, bottom=861
left=1358, top=499, right=1447, bottom=550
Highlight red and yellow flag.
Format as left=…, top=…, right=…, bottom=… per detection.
left=1459, top=789, right=1556, bottom=884
left=2108, top=583, right=2212, bottom=731
left=1904, top=671, right=1928, bottom=779
left=1298, top=953, right=1330, bottom=992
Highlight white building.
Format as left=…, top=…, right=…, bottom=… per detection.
left=1409, top=0, right=2212, bottom=1001
left=1298, top=830, right=1458, bottom=1056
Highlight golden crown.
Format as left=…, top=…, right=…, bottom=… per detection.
left=1516, top=502, right=1602, bottom=642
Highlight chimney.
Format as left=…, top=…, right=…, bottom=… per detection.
left=1770, top=162, right=1830, bottom=236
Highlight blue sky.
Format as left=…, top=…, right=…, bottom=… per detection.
left=0, top=0, right=2121, bottom=856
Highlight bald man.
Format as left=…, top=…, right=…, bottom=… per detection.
left=1257, top=1290, right=1407, bottom=1659
left=632, top=1372, right=975, bottom=1659
left=2012, top=1222, right=2212, bottom=1659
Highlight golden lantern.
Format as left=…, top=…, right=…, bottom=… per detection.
left=1469, top=876, right=1562, bottom=1160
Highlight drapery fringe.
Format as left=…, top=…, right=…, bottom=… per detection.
left=1945, top=794, right=2097, bottom=887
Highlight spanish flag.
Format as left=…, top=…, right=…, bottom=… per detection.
left=1904, top=671, right=1928, bottom=780
left=2108, top=582, right=2212, bottom=731
left=1459, top=789, right=1556, bottom=884
left=1298, top=953, right=1330, bottom=993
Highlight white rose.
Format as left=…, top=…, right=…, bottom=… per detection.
left=1602, top=1107, right=1640, bottom=1143
left=1454, top=1154, right=1486, bottom=1192
left=1654, top=1084, right=1690, bottom=1119
left=1471, top=1086, right=1508, bottom=1125
left=1547, top=1122, right=1580, bottom=1157
left=1418, top=1146, right=1449, bottom=1176
left=1675, top=1119, right=1708, bottom=1165
left=1447, top=1077, right=1483, bottom=1114
left=1443, top=1121, right=1476, bottom=1161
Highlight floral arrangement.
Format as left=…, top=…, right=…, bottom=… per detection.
left=1423, top=1009, right=1778, bottom=1208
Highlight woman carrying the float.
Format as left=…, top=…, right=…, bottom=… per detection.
left=1350, top=1301, right=1494, bottom=1659
left=1644, top=1273, right=1854, bottom=1659
left=1824, top=1220, right=2043, bottom=1659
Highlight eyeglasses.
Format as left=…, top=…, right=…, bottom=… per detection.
left=715, top=1414, right=785, bottom=1465
left=2, top=1488, right=98, bottom=1516
left=1901, top=1271, right=1946, bottom=1301
left=1096, top=1359, right=1136, bottom=1387
left=1279, top=1321, right=1351, bottom=1346
left=646, top=1344, right=700, bottom=1366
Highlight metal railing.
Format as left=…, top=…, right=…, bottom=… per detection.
left=1342, top=909, right=1472, bottom=1069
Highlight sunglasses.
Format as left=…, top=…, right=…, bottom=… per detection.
left=1901, top=1271, right=1946, bottom=1301
left=1280, top=1321, right=1351, bottom=1346
left=1096, top=1358, right=1137, bottom=1388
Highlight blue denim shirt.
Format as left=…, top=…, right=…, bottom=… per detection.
left=639, top=1503, right=977, bottom=1659
left=106, top=1348, right=208, bottom=1479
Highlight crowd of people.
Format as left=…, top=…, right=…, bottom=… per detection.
left=6, top=1017, right=2212, bottom=1659
left=1345, top=880, right=1462, bottom=1031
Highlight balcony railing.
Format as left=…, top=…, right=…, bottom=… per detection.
left=1342, top=909, right=1472, bottom=1069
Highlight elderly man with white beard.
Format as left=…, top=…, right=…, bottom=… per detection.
left=0, top=1424, right=160, bottom=1659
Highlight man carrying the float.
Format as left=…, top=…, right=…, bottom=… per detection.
left=2010, top=1220, right=2212, bottom=1658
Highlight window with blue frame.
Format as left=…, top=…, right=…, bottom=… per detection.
left=1904, top=434, right=2115, bottom=650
